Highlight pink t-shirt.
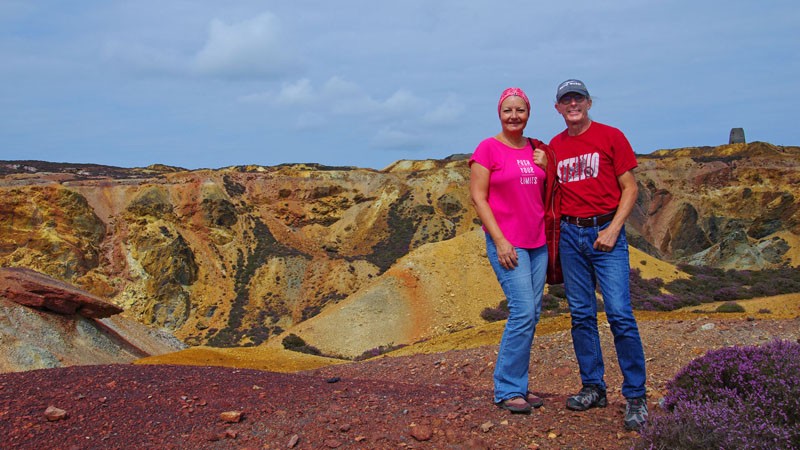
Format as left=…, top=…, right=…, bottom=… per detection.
left=470, top=137, right=546, bottom=249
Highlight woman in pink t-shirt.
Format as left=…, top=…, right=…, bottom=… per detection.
left=469, top=87, right=548, bottom=414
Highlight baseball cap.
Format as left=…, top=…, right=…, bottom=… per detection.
left=556, top=79, right=590, bottom=102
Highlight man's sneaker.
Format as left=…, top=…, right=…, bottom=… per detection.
left=624, top=396, right=648, bottom=431
left=566, top=385, right=607, bottom=411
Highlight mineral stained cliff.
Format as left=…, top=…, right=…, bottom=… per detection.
left=0, top=142, right=797, bottom=352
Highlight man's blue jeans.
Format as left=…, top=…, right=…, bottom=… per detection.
left=559, top=222, right=647, bottom=399
left=485, top=233, right=547, bottom=403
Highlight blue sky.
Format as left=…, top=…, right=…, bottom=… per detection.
left=1, top=1, right=798, bottom=170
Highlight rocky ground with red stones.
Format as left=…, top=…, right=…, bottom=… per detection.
left=1, top=316, right=798, bottom=449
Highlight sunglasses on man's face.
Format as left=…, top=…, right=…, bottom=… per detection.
left=558, top=94, right=587, bottom=105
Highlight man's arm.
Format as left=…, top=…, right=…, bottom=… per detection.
left=594, top=170, right=637, bottom=251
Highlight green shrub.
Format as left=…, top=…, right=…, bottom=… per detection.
left=281, top=333, right=322, bottom=356
left=715, top=301, right=745, bottom=313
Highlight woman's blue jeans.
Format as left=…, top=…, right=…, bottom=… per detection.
left=485, top=233, right=547, bottom=403
left=559, top=222, right=647, bottom=399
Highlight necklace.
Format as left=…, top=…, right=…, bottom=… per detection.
left=496, top=133, right=527, bottom=149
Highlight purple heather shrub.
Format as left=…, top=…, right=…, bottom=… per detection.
left=694, top=273, right=717, bottom=284
left=711, top=285, right=743, bottom=301
left=639, top=399, right=793, bottom=449
left=751, top=281, right=781, bottom=298
left=633, top=294, right=697, bottom=312
left=632, top=264, right=800, bottom=313
left=481, top=299, right=509, bottom=322
left=542, top=293, right=562, bottom=311
left=637, top=339, right=800, bottom=449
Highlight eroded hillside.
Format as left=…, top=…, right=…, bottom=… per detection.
left=1, top=142, right=798, bottom=350
left=634, top=142, right=800, bottom=267
left=0, top=159, right=475, bottom=348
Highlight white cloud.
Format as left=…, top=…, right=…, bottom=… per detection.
left=384, top=90, right=425, bottom=114
left=371, top=127, right=423, bottom=150
left=241, top=76, right=429, bottom=118
left=237, top=91, right=273, bottom=103
left=318, top=78, right=425, bottom=117
left=319, top=76, right=378, bottom=114
left=275, top=78, right=315, bottom=105
left=100, top=11, right=300, bottom=79
left=192, top=12, right=299, bottom=78
left=9, top=1, right=793, bottom=169
left=236, top=77, right=329, bottom=106
left=320, top=76, right=362, bottom=98
left=237, top=75, right=459, bottom=152
left=422, top=94, right=465, bottom=126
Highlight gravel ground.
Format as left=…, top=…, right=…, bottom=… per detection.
left=1, top=316, right=798, bottom=449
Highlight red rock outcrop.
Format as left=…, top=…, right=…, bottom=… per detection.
left=0, top=267, right=122, bottom=318
left=0, top=267, right=186, bottom=373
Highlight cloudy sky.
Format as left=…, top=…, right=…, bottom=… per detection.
left=1, top=1, right=797, bottom=170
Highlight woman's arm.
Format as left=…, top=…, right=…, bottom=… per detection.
left=470, top=162, right=518, bottom=269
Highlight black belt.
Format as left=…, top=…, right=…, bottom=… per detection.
left=562, top=210, right=616, bottom=227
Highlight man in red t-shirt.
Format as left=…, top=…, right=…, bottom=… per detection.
left=549, top=79, right=648, bottom=431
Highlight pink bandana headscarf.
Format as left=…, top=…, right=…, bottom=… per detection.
left=497, top=87, right=530, bottom=114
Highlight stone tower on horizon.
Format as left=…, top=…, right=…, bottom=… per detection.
left=729, top=128, right=746, bottom=144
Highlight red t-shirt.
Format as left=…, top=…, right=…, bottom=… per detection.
left=549, top=121, right=637, bottom=218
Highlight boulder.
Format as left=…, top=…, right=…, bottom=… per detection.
left=0, top=267, right=123, bottom=318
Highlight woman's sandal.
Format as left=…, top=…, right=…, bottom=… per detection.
left=497, top=396, right=532, bottom=414
left=526, top=391, right=544, bottom=408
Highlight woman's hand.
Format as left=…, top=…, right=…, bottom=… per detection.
left=496, top=238, right=518, bottom=269
left=533, top=148, right=547, bottom=169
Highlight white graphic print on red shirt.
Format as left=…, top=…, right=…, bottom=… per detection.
left=557, top=152, right=599, bottom=183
